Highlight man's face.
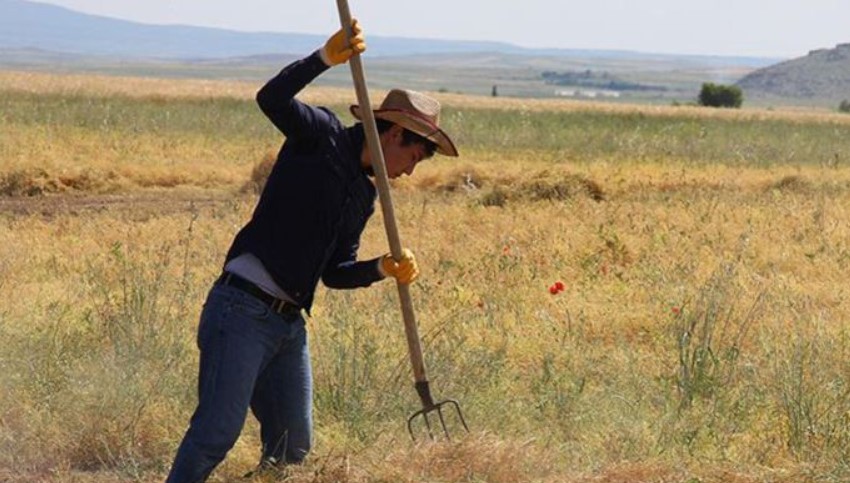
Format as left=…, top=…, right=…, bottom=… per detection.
left=381, top=125, right=429, bottom=179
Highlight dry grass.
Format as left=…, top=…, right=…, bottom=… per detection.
left=3, top=71, right=850, bottom=482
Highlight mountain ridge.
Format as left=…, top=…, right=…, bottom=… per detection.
left=11, top=0, right=849, bottom=106
left=737, top=43, right=850, bottom=106
left=0, top=0, right=779, bottom=64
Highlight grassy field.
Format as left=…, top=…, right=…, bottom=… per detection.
left=2, top=70, right=850, bottom=482
left=0, top=49, right=765, bottom=104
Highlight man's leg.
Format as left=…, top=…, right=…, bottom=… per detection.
left=250, top=312, right=313, bottom=465
left=166, top=285, right=286, bottom=483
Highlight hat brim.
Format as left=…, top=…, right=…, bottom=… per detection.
left=350, top=105, right=459, bottom=157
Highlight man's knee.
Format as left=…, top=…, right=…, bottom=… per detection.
left=185, top=413, right=246, bottom=460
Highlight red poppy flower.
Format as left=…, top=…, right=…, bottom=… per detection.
left=549, top=281, right=566, bottom=295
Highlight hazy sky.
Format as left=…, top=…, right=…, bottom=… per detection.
left=34, top=0, right=849, bottom=58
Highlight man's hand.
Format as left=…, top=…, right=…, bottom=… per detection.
left=379, top=248, right=420, bottom=284
left=320, top=19, right=366, bottom=66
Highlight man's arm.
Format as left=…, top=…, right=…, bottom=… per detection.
left=256, top=21, right=365, bottom=140
left=322, top=229, right=420, bottom=289
left=255, top=51, right=335, bottom=140
left=321, top=237, right=384, bottom=289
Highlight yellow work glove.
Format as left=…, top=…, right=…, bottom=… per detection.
left=379, top=248, right=420, bottom=284
left=320, top=19, right=366, bottom=66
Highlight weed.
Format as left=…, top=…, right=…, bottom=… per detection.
left=672, top=261, right=763, bottom=410
left=479, top=185, right=509, bottom=207
left=768, top=175, right=812, bottom=193
left=771, top=312, right=850, bottom=464
left=313, top=307, right=385, bottom=441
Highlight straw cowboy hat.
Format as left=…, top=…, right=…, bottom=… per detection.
left=350, top=89, right=459, bottom=157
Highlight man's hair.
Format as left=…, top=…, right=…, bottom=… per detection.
left=375, top=119, right=438, bottom=158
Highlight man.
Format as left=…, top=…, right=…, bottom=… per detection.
left=166, top=19, right=458, bottom=483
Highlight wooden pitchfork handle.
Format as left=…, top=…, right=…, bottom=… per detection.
left=335, top=0, right=435, bottom=410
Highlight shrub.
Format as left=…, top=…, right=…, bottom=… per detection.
left=242, top=151, right=276, bottom=194
left=698, top=82, right=743, bottom=108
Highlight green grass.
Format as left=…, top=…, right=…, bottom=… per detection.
left=445, top=108, right=850, bottom=166
left=4, top=88, right=850, bottom=169
left=0, top=90, right=271, bottom=140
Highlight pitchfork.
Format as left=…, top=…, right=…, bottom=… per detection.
left=336, top=0, right=470, bottom=441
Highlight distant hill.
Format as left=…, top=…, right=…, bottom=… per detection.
left=737, top=43, right=850, bottom=106
left=0, top=0, right=787, bottom=102
left=0, top=0, right=336, bottom=59
left=1, top=0, right=778, bottom=64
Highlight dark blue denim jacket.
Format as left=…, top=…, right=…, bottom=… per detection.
left=225, top=50, right=383, bottom=313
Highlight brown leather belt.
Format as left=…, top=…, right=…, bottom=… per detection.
left=216, top=272, right=302, bottom=315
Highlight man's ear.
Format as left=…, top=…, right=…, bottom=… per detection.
left=388, top=123, right=405, bottom=141
left=379, top=123, right=402, bottom=146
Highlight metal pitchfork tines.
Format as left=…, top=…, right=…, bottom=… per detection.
left=408, top=381, right=469, bottom=441
left=336, top=0, right=469, bottom=443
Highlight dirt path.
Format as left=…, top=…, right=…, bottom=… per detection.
left=0, top=190, right=243, bottom=219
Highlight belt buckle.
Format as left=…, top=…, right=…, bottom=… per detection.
left=271, top=298, right=296, bottom=315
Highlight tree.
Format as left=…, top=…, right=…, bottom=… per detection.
left=698, top=82, right=743, bottom=108
left=839, top=100, right=850, bottom=113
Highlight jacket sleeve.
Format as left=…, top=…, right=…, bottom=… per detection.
left=321, top=229, right=384, bottom=289
left=256, top=50, right=337, bottom=140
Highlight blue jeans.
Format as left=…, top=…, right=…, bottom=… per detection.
left=166, top=283, right=312, bottom=483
